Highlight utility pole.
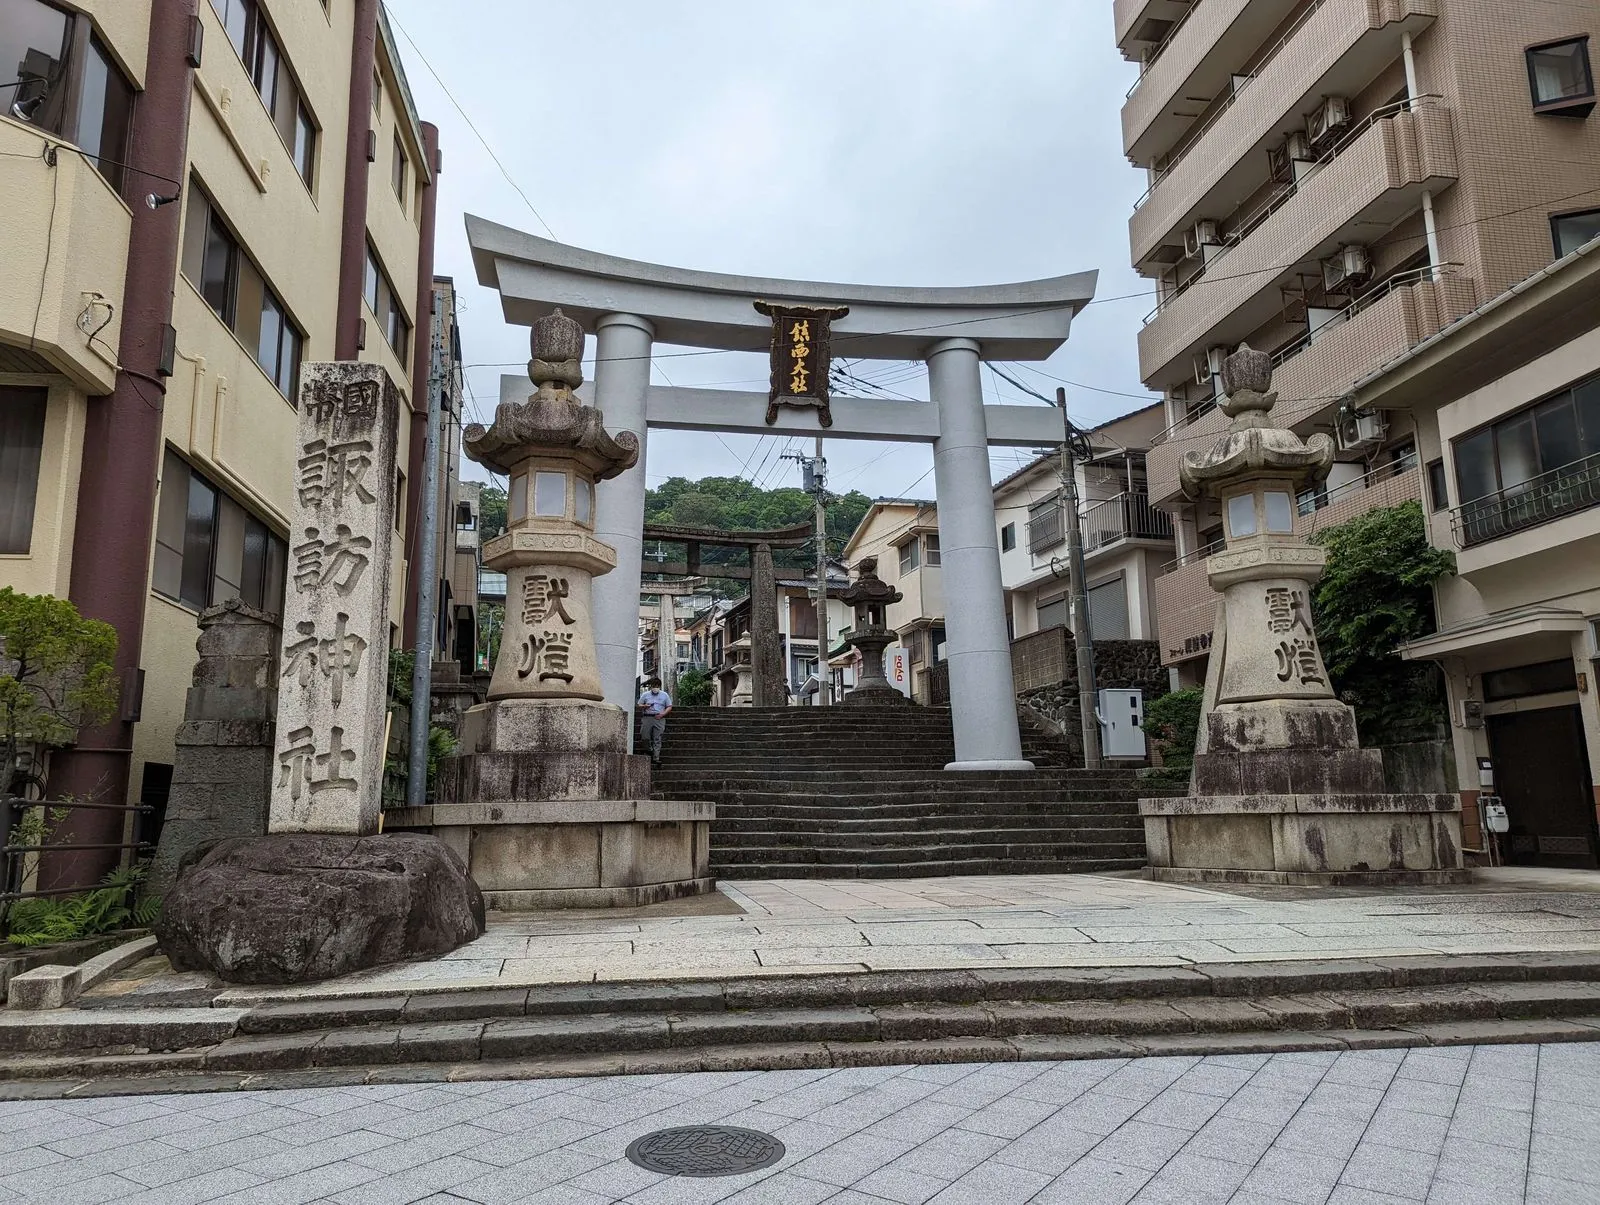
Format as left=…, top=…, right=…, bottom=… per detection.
left=406, top=314, right=445, bottom=805
left=1055, top=387, right=1102, bottom=770
left=785, top=443, right=832, bottom=705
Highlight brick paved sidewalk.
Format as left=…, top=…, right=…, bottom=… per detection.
left=3, top=1041, right=1595, bottom=1204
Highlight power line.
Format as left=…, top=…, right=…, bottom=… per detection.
left=386, top=10, right=559, bottom=241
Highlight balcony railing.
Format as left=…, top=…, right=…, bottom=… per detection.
left=1125, top=0, right=1206, bottom=98
left=1133, top=0, right=1328, bottom=208
left=1084, top=491, right=1175, bottom=550
left=1142, top=97, right=1444, bottom=325
left=1451, top=452, right=1600, bottom=548
left=1027, top=506, right=1065, bottom=554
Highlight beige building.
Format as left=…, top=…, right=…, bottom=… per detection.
left=841, top=499, right=944, bottom=703
left=1117, top=0, right=1600, bottom=684
left=0, top=0, right=441, bottom=877
left=993, top=402, right=1174, bottom=646
left=1334, top=236, right=1600, bottom=867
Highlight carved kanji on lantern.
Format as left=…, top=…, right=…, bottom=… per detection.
left=754, top=302, right=849, bottom=428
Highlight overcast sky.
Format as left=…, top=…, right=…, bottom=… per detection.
left=384, top=0, right=1154, bottom=499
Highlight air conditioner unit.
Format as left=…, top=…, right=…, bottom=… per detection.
left=1322, top=244, right=1373, bottom=291
left=1183, top=220, right=1221, bottom=259
left=1192, top=346, right=1228, bottom=387
left=1335, top=410, right=1389, bottom=452
left=1307, top=96, right=1352, bottom=144
left=1268, top=130, right=1315, bottom=179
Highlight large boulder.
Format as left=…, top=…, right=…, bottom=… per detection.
left=155, top=833, right=486, bottom=984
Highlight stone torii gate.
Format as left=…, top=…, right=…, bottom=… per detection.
left=642, top=519, right=815, bottom=707
left=468, top=217, right=1097, bottom=770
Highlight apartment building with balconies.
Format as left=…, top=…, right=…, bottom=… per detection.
left=1333, top=237, right=1600, bottom=868
left=993, top=401, right=1175, bottom=646
left=0, top=0, right=442, bottom=853
left=1117, top=0, right=1600, bottom=685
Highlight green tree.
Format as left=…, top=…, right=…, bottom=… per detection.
left=668, top=491, right=725, bottom=529
left=478, top=483, right=508, bottom=541
left=1309, top=500, right=1456, bottom=743
left=675, top=668, right=714, bottom=707
left=0, top=590, right=118, bottom=795
left=1142, top=687, right=1203, bottom=785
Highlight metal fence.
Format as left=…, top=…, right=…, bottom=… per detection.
left=0, top=794, right=153, bottom=925
left=1451, top=451, right=1600, bottom=548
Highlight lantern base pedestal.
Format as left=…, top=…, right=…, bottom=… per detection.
left=388, top=699, right=716, bottom=910
left=1139, top=792, right=1469, bottom=886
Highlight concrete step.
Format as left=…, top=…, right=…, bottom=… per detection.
left=10, top=956, right=1600, bottom=1091
left=707, top=811, right=1142, bottom=831
left=711, top=829, right=1145, bottom=850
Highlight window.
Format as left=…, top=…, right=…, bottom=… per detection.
left=1389, top=440, right=1419, bottom=474
left=1088, top=577, right=1130, bottom=642
left=1426, top=458, right=1449, bottom=513
left=1, top=1, right=134, bottom=190
left=208, top=0, right=317, bottom=186
left=181, top=181, right=304, bottom=400
left=362, top=243, right=411, bottom=360
left=924, top=534, right=941, bottom=567
left=77, top=35, right=134, bottom=191
left=1483, top=658, right=1577, bottom=701
left=392, top=131, right=408, bottom=206
left=154, top=450, right=286, bottom=613
left=1036, top=595, right=1068, bottom=631
left=372, top=67, right=381, bottom=113
left=1452, top=371, right=1600, bottom=543
left=1000, top=523, right=1016, bottom=552
left=1553, top=209, right=1600, bottom=258
left=1527, top=37, right=1595, bottom=115
left=455, top=501, right=476, bottom=529
left=0, top=387, right=48, bottom=554
left=897, top=538, right=920, bottom=574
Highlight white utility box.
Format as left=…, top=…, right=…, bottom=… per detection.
left=1098, top=688, right=1147, bottom=759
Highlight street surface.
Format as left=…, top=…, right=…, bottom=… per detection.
left=2, top=1041, right=1595, bottom=1204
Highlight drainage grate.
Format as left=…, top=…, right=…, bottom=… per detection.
left=626, top=1125, right=787, bottom=1177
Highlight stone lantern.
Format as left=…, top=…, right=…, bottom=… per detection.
left=840, top=557, right=908, bottom=706
left=463, top=309, right=636, bottom=703
left=385, top=310, right=716, bottom=909
left=1139, top=344, right=1467, bottom=885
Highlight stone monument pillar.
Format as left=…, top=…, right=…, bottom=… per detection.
left=840, top=557, right=909, bottom=707
left=150, top=600, right=280, bottom=894
left=750, top=542, right=785, bottom=707
left=154, top=363, right=485, bottom=984
left=386, top=312, right=715, bottom=909
left=1139, top=346, right=1466, bottom=885
left=268, top=364, right=398, bottom=835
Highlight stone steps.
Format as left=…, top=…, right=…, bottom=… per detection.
left=650, top=707, right=1163, bottom=879
left=10, top=955, right=1600, bottom=1093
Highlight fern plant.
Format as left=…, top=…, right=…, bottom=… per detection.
left=4, top=863, right=159, bottom=948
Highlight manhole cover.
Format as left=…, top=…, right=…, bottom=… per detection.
left=626, top=1125, right=786, bottom=1177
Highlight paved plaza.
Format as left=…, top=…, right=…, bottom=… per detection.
left=148, top=869, right=1600, bottom=1008
left=4, top=1040, right=1597, bottom=1204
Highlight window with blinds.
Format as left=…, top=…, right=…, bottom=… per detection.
left=153, top=450, right=287, bottom=615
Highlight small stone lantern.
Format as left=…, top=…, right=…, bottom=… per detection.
left=463, top=310, right=638, bottom=702
left=840, top=557, right=908, bottom=706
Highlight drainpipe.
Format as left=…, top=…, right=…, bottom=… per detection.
left=402, top=123, right=441, bottom=647
left=1402, top=33, right=1442, bottom=279
left=335, top=0, right=380, bottom=359
left=44, top=0, right=198, bottom=890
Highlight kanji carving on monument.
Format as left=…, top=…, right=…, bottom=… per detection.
left=269, top=362, right=401, bottom=835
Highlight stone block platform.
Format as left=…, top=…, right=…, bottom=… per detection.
left=385, top=799, right=714, bottom=910
left=392, top=699, right=716, bottom=910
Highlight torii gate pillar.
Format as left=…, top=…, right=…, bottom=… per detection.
left=591, top=313, right=654, bottom=713
left=929, top=339, right=1029, bottom=769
